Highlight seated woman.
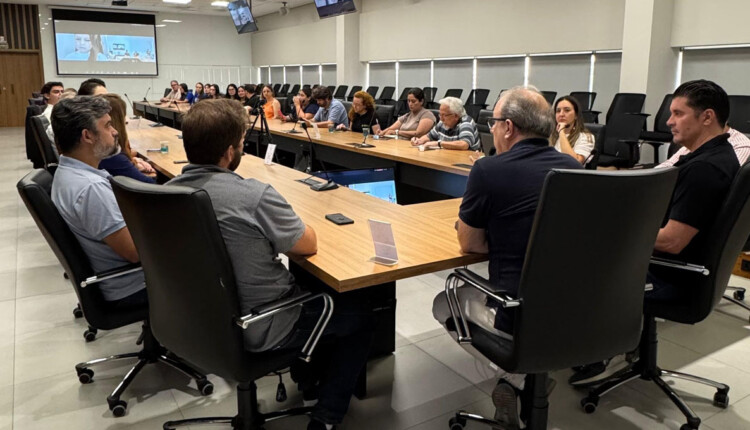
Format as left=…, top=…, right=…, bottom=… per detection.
left=339, top=90, right=381, bottom=134
left=281, top=87, right=319, bottom=121
left=208, top=84, right=222, bottom=99
left=97, top=93, right=156, bottom=183
left=194, top=82, right=206, bottom=102
left=176, top=83, right=190, bottom=103
left=378, top=88, right=435, bottom=139
left=225, top=83, right=239, bottom=101
left=550, top=95, right=595, bottom=164
left=237, top=84, right=252, bottom=106
left=261, top=86, right=282, bottom=120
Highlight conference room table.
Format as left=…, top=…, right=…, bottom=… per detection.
left=133, top=100, right=474, bottom=203
left=125, top=118, right=486, bottom=356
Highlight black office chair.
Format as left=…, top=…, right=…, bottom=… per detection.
left=423, top=87, right=438, bottom=104
left=28, top=97, right=45, bottom=106
left=333, top=85, right=348, bottom=99
left=638, top=94, right=674, bottom=164
left=584, top=123, right=606, bottom=169
left=728, top=95, right=750, bottom=134
left=272, top=83, right=282, bottom=95
left=312, top=84, right=319, bottom=89
left=109, top=177, right=334, bottom=430
left=444, top=88, right=463, bottom=99
left=347, top=85, right=362, bottom=101
left=289, top=84, right=301, bottom=96
left=25, top=104, right=45, bottom=168
left=374, top=104, right=394, bottom=129
left=30, top=115, right=58, bottom=175
left=594, top=113, right=647, bottom=168
left=393, top=88, right=414, bottom=118
left=341, top=100, right=352, bottom=114
left=587, top=92, right=646, bottom=125
left=475, top=109, right=495, bottom=155
left=569, top=91, right=597, bottom=111
left=163, top=88, right=171, bottom=98
left=365, top=86, right=379, bottom=99
left=465, top=89, right=490, bottom=109
left=278, top=83, right=290, bottom=97
left=428, top=108, right=441, bottom=122
left=326, top=85, right=335, bottom=94
left=16, top=170, right=212, bottom=417
left=377, top=86, right=396, bottom=105
left=444, top=168, right=678, bottom=430
left=583, top=161, right=750, bottom=430
left=540, top=91, right=557, bottom=106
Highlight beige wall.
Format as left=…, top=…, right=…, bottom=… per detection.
left=672, top=0, right=750, bottom=47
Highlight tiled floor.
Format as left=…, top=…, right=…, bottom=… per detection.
left=2, top=126, right=750, bottom=429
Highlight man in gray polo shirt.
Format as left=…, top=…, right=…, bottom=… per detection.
left=50, top=96, right=146, bottom=308
left=167, top=99, right=374, bottom=430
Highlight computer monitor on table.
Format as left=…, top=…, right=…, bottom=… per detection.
left=313, top=167, right=398, bottom=204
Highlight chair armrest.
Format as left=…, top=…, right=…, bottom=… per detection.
left=619, top=139, right=641, bottom=147
left=650, top=256, right=710, bottom=276
left=627, top=112, right=651, bottom=118
left=236, top=292, right=334, bottom=362
left=584, top=110, right=601, bottom=115
left=80, top=263, right=143, bottom=288
left=446, top=268, right=521, bottom=344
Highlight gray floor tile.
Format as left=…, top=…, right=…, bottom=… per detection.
left=0, top=300, right=15, bottom=388
left=0, top=385, right=11, bottom=430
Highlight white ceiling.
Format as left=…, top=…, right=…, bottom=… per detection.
left=24, top=0, right=314, bottom=18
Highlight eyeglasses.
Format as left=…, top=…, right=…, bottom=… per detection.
left=487, top=117, right=508, bottom=129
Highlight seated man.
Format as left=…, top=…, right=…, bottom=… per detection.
left=570, top=79, right=741, bottom=387
left=412, top=96, right=480, bottom=151
left=50, top=96, right=147, bottom=308
left=309, top=86, right=349, bottom=129
left=166, top=99, right=374, bottom=430
left=432, top=87, right=582, bottom=429
left=160, top=80, right=182, bottom=104
left=40, top=81, right=64, bottom=122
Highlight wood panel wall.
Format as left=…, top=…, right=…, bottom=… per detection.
left=0, top=3, right=40, bottom=51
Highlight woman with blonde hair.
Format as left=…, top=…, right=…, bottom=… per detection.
left=339, top=90, right=380, bottom=133
left=549, top=95, right=595, bottom=164
left=97, top=93, right=157, bottom=183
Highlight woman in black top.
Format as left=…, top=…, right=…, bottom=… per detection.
left=237, top=84, right=252, bottom=106
left=339, top=90, right=380, bottom=133
left=208, top=84, right=221, bottom=99
left=225, top=83, right=239, bottom=101
left=194, top=82, right=206, bottom=101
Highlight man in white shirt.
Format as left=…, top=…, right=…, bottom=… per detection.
left=40, top=81, right=64, bottom=121
left=160, top=80, right=182, bottom=104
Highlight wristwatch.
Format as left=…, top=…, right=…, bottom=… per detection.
left=437, top=140, right=443, bottom=149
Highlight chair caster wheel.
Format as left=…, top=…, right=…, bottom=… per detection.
left=734, top=290, right=745, bottom=301
left=83, top=328, right=97, bottom=342
left=680, top=424, right=698, bottom=430
left=73, top=305, right=83, bottom=318
left=109, top=399, right=128, bottom=417
left=448, top=416, right=466, bottom=430
left=76, top=367, right=94, bottom=384
left=197, top=379, right=214, bottom=396
left=581, top=395, right=598, bottom=414
left=714, top=390, right=729, bottom=408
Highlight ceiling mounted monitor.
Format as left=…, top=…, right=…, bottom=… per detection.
left=228, top=0, right=258, bottom=34
left=315, top=0, right=357, bottom=19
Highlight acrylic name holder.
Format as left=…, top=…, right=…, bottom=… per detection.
left=264, top=143, right=276, bottom=165
left=368, top=219, right=398, bottom=266
left=311, top=122, right=321, bottom=139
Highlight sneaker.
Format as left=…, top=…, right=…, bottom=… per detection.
left=568, top=355, right=633, bottom=388
left=492, top=380, right=521, bottom=430
left=307, top=418, right=336, bottom=430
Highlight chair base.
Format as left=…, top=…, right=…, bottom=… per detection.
left=75, top=323, right=212, bottom=417
left=163, top=382, right=313, bottom=430
left=723, top=286, right=750, bottom=322
left=581, top=317, right=729, bottom=430
left=447, top=373, right=549, bottom=430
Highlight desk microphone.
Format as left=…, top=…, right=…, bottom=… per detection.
left=301, top=123, right=338, bottom=192
left=123, top=93, right=140, bottom=120
left=141, top=86, right=151, bottom=103
left=352, top=110, right=378, bottom=148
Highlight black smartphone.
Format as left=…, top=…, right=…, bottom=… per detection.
left=325, top=213, right=354, bottom=225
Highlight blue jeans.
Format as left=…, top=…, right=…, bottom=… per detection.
left=275, top=291, right=375, bottom=425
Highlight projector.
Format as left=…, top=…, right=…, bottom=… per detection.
left=112, top=0, right=128, bottom=6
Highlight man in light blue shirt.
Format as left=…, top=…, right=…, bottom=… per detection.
left=310, top=86, right=349, bottom=128
left=50, top=96, right=146, bottom=308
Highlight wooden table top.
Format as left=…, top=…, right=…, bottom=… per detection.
left=133, top=101, right=475, bottom=177
left=126, top=119, right=486, bottom=292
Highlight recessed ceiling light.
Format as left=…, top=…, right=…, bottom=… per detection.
left=162, top=0, right=191, bottom=4
left=156, top=24, right=167, bottom=27
left=162, top=19, right=182, bottom=23
left=211, top=1, right=229, bottom=6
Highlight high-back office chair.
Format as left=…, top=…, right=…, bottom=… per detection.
left=540, top=91, right=557, bottom=106
left=25, top=104, right=45, bottom=168
left=594, top=113, right=647, bottom=168
left=312, top=84, right=320, bottom=89
left=16, top=170, right=211, bottom=417
left=333, top=85, right=348, bottom=99
left=272, top=83, right=282, bottom=95
left=588, top=92, right=646, bottom=124
left=289, top=84, right=301, bottom=96
left=728, top=95, right=750, bottom=133
left=110, top=177, right=333, bottom=430
left=347, top=85, right=362, bottom=101
left=342, top=100, right=352, bottom=114
left=638, top=94, right=674, bottom=164
left=30, top=115, right=58, bottom=174
left=326, top=85, right=335, bottom=94
left=583, top=162, right=750, bottom=430
left=365, top=86, right=379, bottom=99
left=28, top=97, right=45, bottom=106
left=444, top=88, right=463, bottom=99
left=444, top=168, right=678, bottom=430
left=377, top=86, right=395, bottom=105
left=464, top=89, right=490, bottom=121
left=423, top=87, right=438, bottom=104
left=476, top=109, right=495, bottom=155
left=569, top=91, right=597, bottom=111
left=374, top=104, right=395, bottom=129
left=163, top=87, right=171, bottom=98
left=278, top=83, right=290, bottom=97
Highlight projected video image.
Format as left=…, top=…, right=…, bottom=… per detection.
left=314, top=0, right=357, bottom=19
left=228, top=0, right=258, bottom=34
left=56, top=33, right=156, bottom=62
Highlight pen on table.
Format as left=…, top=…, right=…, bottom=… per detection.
left=173, top=160, right=189, bottom=164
